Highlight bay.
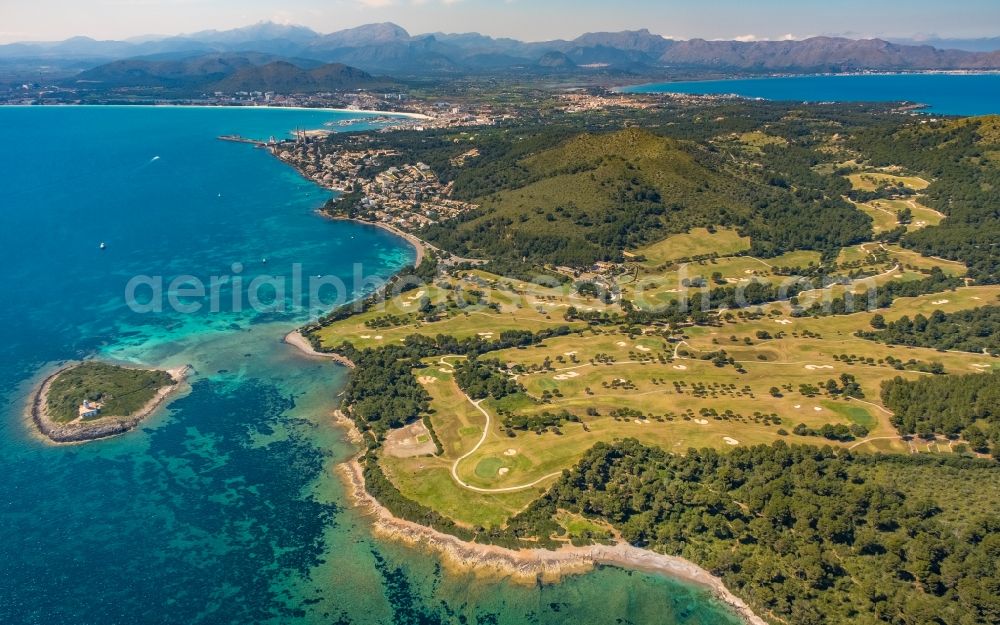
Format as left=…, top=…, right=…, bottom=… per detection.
left=622, top=72, right=1000, bottom=115
left=0, top=106, right=742, bottom=624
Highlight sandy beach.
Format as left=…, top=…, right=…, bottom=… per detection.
left=247, top=105, right=432, bottom=120
left=29, top=364, right=189, bottom=444
left=283, top=330, right=357, bottom=368
left=337, top=457, right=768, bottom=625
left=140, top=103, right=433, bottom=120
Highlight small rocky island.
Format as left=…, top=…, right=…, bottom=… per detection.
left=31, top=361, right=187, bottom=443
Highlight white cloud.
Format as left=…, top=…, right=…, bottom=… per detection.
left=729, top=33, right=800, bottom=42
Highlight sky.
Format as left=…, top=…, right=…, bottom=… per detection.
left=1, top=0, right=999, bottom=44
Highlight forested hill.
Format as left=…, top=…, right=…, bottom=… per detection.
left=318, top=103, right=996, bottom=277
left=69, top=54, right=389, bottom=93
left=514, top=440, right=1000, bottom=625
left=210, top=61, right=387, bottom=93
left=421, top=127, right=869, bottom=266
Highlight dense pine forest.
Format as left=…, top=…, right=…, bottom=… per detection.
left=859, top=305, right=1000, bottom=354
left=515, top=440, right=1000, bottom=625
left=882, top=372, right=1000, bottom=453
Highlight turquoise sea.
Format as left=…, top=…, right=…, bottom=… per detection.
left=0, top=106, right=741, bottom=625
left=622, top=72, right=1000, bottom=115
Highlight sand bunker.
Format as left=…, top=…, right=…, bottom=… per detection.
left=636, top=346, right=651, bottom=352
left=932, top=299, right=950, bottom=305
left=794, top=405, right=802, bottom=409
left=360, top=335, right=371, bottom=339
left=438, top=368, right=453, bottom=373
left=972, top=364, right=992, bottom=369
left=498, top=467, right=510, bottom=476
left=673, top=365, right=688, bottom=370
left=504, top=449, right=518, bottom=456
left=805, top=365, right=834, bottom=370
left=774, top=319, right=792, bottom=325
left=553, top=371, right=580, bottom=381
left=477, top=332, right=494, bottom=337
left=616, top=341, right=628, bottom=347
left=723, top=437, right=740, bottom=446
left=694, top=419, right=709, bottom=425
left=374, top=335, right=384, bottom=340
left=563, top=351, right=577, bottom=356
left=814, top=407, right=823, bottom=412
left=417, top=376, right=438, bottom=384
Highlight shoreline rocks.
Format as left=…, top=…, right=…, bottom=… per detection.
left=30, top=364, right=189, bottom=444
left=336, top=455, right=769, bottom=625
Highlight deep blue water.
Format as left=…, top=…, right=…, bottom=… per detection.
left=622, top=73, right=1000, bottom=115
left=0, top=106, right=741, bottom=625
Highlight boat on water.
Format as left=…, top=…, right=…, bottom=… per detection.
left=99, top=242, right=106, bottom=250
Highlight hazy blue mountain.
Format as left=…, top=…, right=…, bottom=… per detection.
left=4, top=21, right=1000, bottom=77
left=890, top=36, right=1000, bottom=52
left=537, top=51, right=577, bottom=69
left=183, top=22, right=320, bottom=45
left=211, top=61, right=387, bottom=92
left=658, top=36, right=1000, bottom=71
left=572, top=29, right=674, bottom=57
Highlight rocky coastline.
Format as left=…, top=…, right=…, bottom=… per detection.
left=30, top=364, right=189, bottom=444
left=336, top=447, right=768, bottom=625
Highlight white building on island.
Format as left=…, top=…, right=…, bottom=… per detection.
left=78, top=399, right=103, bottom=419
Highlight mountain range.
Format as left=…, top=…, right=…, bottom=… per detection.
left=4, top=21, right=1000, bottom=82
